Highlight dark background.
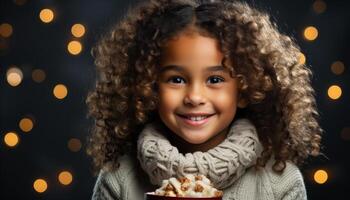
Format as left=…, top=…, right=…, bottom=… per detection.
left=1, top=0, right=349, bottom=199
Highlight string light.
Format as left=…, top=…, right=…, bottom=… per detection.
left=303, top=26, right=318, bottom=41
left=32, top=69, right=46, bottom=83
left=53, top=84, right=68, bottom=99
left=313, top=0, right=327, bottom=14
left=71, top=24, right=86, bottom=38
left=331, top=61, right=345, bottom=75
left=67, top=40, right=82, bottom=55
left=19, top=117, right=34, bottom=132
left=68, top=138, right=82, bottom=152
left=4, top=132, right=19, bottom=147
left=314, top=169, right=328, bottom=184
left=39, top=9, right=54, bottom=23
left=6, top=66, right=23, bottom=87
left=327, top=85, right=342, bottom=100
left=299, top=52, right=306, bottom=65
left=0, top=23, right=13, bottom=38
left=33, top=179, right=48, bottom=193
left=58, top=171, right=73, bottom=185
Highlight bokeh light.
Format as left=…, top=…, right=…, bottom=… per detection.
left=39, top=9, right=54, bottom=23
left=19, top=117, right=34, bottom=132
left=68, top=138, right=82, bottom=152
left=71, top=24, right=86, bottom=38
left=58, top=171, right=73, bottom=185
left=303, top=26, right=318, bottom=41
left=340, top=127, right=350, bottom=141
left=0, top=23, right=13, bottom=38
left=327, top=85, right=342, bottom=100
left=13, top=0, right=27, bottom=6
left=299, top=52, right=306, bottom=65
left=6, top=67, right=23, bottom=87
left=313, top=0, right=327, bottom=14
left=53, top=84, right=68, bottom=99
left=32, top=69, right=46, bottom=83
left=33, top=179, right=48, bottom=193
left=67, top=41, right=82, bottom=55
left=314, top=169, right=328, bottom=184
left=331, top=61, right=345, bottom=75
left=4, top=132, right=19, bottom=147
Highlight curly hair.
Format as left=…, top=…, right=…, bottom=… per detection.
left=86, top=0, right=323, bottom=173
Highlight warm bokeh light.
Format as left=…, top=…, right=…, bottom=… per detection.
left=14, top=0, right=27, bottom=6
left=313, top=0, right=327, bottom=14
left=19, top=118, right=34, bottom=132
left=67, top=41, right=82, bottom=55
left=53, top=84, right=68, bottom=99
left=299, top=52, right=306, bottom=65
left=331, top=61, right=345, bottom=75
left=303, top=26, right=318, bottom=41
left=33, top=179, right=48, bottom=193
left=327, top=85, right=342, bottom=100
left=0, top=37, right=8, bottom=50
left=71, top=24, right=86, bottom=38
left=68, top=138, right=82, bottom=152
left=6, top=67, right=23, bottom=87
left=58, top=171, right=73, bottom=185
left=0, top=23, right=13, bottom=38
left=39, top=9, right=54, bottom=23
left=32, top=69, right=46, bottom=83
left=340, top=127, right=350, bottom=140
left=4, top=132, right=19, bottom=147
left=314, top=169, right=328, bottom=184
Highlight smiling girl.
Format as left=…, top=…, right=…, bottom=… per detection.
left=87, top=0, right=322, bottom=199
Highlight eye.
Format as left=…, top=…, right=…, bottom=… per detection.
left=167, top=76, right=186, bottom=84
left=207, top=76, right=224, bottom=84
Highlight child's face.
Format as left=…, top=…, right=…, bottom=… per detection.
left=157, top=32, right=240, bottom=149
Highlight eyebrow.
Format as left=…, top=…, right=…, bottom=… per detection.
left=159, top=65, right=226, bottom=73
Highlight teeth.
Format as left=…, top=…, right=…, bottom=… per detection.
left=187, top=116, right=207, bottom=121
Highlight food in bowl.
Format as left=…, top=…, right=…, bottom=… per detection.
left=152, top=174, right=223, bottom=198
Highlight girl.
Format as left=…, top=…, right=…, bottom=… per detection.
left=87, top=0, right=322, bottom=199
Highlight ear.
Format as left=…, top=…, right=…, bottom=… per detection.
left=237, top=95, right=248, bottom=108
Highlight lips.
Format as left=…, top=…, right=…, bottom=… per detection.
left=176, top=113, right=215, bottom=127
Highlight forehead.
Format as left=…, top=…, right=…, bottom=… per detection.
left=160, top=32, right=224, bottom=67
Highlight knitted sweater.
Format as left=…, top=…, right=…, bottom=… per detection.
left=92, top=119, right=307, bottom=200
left=92, top=154, right=307, bottom=200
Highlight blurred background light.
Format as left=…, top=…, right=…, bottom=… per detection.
left=68, top=138, right=82, bottom=152
left=71, top=24, right=86, bottom=38
left=33, top=179, right=48, bottom=193
left=13, top=0, right=27, bottom=6
left=39, top=9, right=54, bottom=23
left=53, top=84, right=68, bottom=99
left=58, top=171, right=73, bottom=185
left=4, top=132, right=19, bottom=147
left=313, top=0, right=327, bottom=14
left=314, top=169, right=328, bottom=184
left=19, top=117, right=34, bottom=132
left=340, top=127, right=350, bottom=141
left=67, top=40, right=82, bottom=55
left=31, top=69, right=46, bottom=83
left=327, top=85, right=342, bottom=100
left=6, top=66, right=23, bottom=87
left=303, top=26, right=319, bottom=41
left=331, top=61, right=345, bottom=75
left=299, top=52, right=306, bottom=65
left=0, top=23, right=13, bottom=38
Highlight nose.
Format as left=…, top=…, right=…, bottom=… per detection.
left=183, top=84, right=206, bottom=106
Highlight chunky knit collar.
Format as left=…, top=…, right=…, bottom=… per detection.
left=137, top=118, right=262, bottom=189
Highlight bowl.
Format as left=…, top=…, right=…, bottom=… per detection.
left=144, top=192, right=223, bottom=200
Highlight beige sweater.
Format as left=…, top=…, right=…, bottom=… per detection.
left=91, top=154, right=307, bottom=200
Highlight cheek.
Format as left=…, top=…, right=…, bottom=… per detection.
left=158, top=88, right=181, bottom=112
left=214, top=88, right=238, bottom=111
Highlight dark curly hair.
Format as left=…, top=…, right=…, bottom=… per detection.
left=86, top=0, right=323, bottom=173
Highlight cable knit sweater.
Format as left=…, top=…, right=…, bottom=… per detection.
left=91, top=119, right=308, bottom=200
